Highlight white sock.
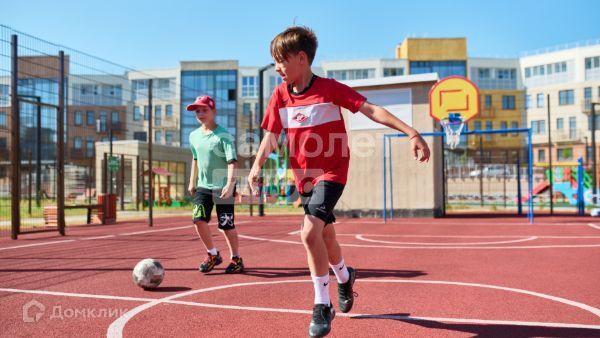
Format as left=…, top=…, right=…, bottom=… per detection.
left=207, top=248, right=218, bottom=256
left=312, top=274, right=331, bottom=305
left=330, top=258, right=350, bottom=284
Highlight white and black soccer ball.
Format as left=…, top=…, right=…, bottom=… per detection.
left=132, top=258, right=164, bottom=289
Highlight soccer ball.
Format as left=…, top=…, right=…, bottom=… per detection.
left=132, top=258, right=164, bottom=289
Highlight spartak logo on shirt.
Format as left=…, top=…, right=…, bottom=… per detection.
left=292, top=112, right=309, bottom=123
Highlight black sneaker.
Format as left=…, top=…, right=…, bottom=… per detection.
left=199, top=252, right=222, bottom=273
left=225, top=256, right=244, bottom=274
left=338, top=267, right=357, bottom=313
left=309, top=303, right=335, bottom=338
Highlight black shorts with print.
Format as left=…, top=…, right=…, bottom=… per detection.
left=192, top=186, right=236, bottom=231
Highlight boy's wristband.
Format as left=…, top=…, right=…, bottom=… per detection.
left=409, top=134, right=419, bottom=140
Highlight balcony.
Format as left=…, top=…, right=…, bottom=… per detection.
left=553, top=130, right=583, bottom=143
left=582, top=100, right=600, bottom=114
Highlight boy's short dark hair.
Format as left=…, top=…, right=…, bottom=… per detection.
left=270, top=26, right=318, bottom=65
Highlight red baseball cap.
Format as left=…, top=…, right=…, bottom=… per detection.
left=186, top=95, right=216, bottom=111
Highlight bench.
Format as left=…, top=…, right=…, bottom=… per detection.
left=43, top=204, right=104, bottom=227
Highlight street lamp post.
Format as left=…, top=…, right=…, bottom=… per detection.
left=97, top=118, right=113, bottom=195
left=592, top=102, right=600, bottom=204
left=584, top=136, right=589, bottom=167
left=258, top=63, right=275, bottom=217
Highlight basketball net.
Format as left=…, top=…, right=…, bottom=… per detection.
left=440, top=113, right=465, bottom=149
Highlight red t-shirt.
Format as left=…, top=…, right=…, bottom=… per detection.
left=261, top=76, right=366, bottom=193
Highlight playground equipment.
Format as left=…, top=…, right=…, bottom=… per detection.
left=525, top=161, right=593, bottom=205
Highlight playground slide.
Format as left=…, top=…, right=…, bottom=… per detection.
left=522, top=180, right=550, bottom=202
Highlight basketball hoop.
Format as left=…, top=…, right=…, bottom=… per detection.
left=429, top=76, right=480, bottom=150
left=440, top=113, right=465, bottom=149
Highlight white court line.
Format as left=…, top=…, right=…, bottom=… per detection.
left=81, top=235, right=116, bottom=240
left=0, top=221, right=254, bottom=252
left=2, top=285, right=600, bottom=333
left=336, top=234, right=600, bottom=239
left=588, top=223, right=600, bottom=230
left=103, top=278, right=600, bottom=337
left=0, top=288, right=151, bottom=302
left=120, top=225, right=194, bottom=236
left=238, top=234, right=600, bottom=250
left=364, top=221, right=594, bottom=226
left=355, top=235, right=538, bottom=245
left=0, top=222, right=252, bottom=252
left=0, top=240, right=76, bottom=252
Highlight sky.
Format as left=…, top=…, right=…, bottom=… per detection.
left=2, top=0, right=600, bottom=70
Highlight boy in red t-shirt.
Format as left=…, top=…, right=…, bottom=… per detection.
left=248, top=26, right=430, bottom=337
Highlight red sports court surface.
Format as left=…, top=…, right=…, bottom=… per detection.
left=1, top=215, right=600, bottom=337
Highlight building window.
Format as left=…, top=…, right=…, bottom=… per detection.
left=496, top=69, right=515, bottom=79
left=180, top=69, right=237, bottom=147
left=74, top=111, right=83, bottom=126
left=584, top=87, right=592, bottom=110
left=133, top=132, right=147, bottom=142
left=485, top=120, right=493, bottom=141
left=557, top=148, right=573, bottom=161
left=478, top=68, right=491, bottom=79
left=409, top=61, right=466, bottom=77
left=86, top=138, right=94, bottom=158
left=133, top=106, right=140, bottom=121
left=383, top=68, right=404, bottom=77
left=473, top=120, right=482, bottom=130
left=268, top=76, right=284, bottom=94
left=86, top=111, right=95, bottom=125
left=559, top=90, right=574, bottom=105
left=525, top=68, right=531, bottom=78
left=73, top=137, right=82, bottom=150
left=500, top=121, right=508, bottom=136
left=569, top=116, right=577, bottom=139
left=242, top=76, right=258, bottom=97
left=537, top=94, right=544, bottom=108
left=585, top=56, right=600, bottom=70
left=155, top=105, right=161, bottom=126
left=538, top=149, right=546, bottom=162
left=165, top=131, right=173, bottom=144
left=166, top=104, right=173, bottom=118
left=327, top=69, right=376, bottom=80
left=243, top=103, right=251, bottom=116
left=531, top=120, right=545, bottom=134
left=502, top=95, right=515, bottom=110
left=525, top=95, right=531, bottom=109
left=155, top=131, right=162, bottom=143
left=484, top=95, right=492, bottom=109
left=589, top=115, right=600, bottom=131
left=556, top=117, right=564, bottom=130
left=144, top=105, right=149, bottom=120
left=0, top=112, right=6, bottom=126
left=111, top=111, right=119, bottom=127
left=511, top=121, right=519, bottom=136
left=98, top=111, right=107, bottom=132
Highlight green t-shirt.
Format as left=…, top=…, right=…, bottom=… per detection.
left=189, top=125, right=237, bottom=189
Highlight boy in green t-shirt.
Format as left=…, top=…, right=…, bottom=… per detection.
left=187, top=95, right=243, bottom=274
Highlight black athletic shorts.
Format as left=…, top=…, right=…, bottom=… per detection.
left=192, top=186, right=236, bottom=230
left=300, top=180, right=345, bottom=225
